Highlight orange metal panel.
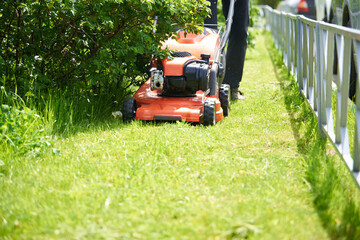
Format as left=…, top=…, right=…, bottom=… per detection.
left=162, top=32, right=220, bottom=62
left=161, top=57, right=196, bottom=76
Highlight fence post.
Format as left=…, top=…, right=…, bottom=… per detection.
left=287, top=16, right=291, bottom=70
left=354, top=41, right=360, bottom=172
left=315, top=22, right=323, bottom=135
left=297, top=16, right=302, bottom=92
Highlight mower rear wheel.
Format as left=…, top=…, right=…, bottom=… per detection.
left=219, top=84, right=230, bottom=117
left=123, top=97, right=137, bottom=121
left=203, top=99, right=216, bottom=126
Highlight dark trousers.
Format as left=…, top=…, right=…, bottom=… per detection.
left=205, top=0, right=249, bottom=89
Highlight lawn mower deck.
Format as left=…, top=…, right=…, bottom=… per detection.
left=133, top=80, right=224, bottom=124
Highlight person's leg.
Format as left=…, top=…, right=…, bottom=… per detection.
left=204, top=0, right=218, bottom=29
left=222, top=0, right=249, bottom=95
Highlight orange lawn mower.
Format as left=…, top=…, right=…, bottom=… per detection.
left=122, top=0, right=235, bottom=125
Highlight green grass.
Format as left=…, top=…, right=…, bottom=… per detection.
left=1, top=30, right=360, bottom=239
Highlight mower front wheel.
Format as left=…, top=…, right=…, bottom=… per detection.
left=203, top=99, right=216, bottom=126
left=123, top=97, right=137, bottom=121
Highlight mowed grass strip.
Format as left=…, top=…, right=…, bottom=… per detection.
left=1, top=31, right=354, bottom=239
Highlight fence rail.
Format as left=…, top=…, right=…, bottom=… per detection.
left=262, top=6, right=360, bottom=186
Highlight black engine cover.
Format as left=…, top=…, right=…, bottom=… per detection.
left=163, top=60, right=210, bottom=96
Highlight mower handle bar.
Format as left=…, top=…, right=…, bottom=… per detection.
left=209, top=0, right=235, bottom=95
left=215, top=0, right=235, bottom=61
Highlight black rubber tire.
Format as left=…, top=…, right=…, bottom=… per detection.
left=203, top=99, right=216, bottom=126
left=219, top=84, right=230, bottom=117
left=123, top=97, right=137, bottom=121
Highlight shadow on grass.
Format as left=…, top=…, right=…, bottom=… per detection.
left=264, top=31, right=360, bottom=239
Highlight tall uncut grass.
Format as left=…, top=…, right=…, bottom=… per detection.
left=0, top=86, right=51, bottom=158
left=40, top=89, right=120, bottom=135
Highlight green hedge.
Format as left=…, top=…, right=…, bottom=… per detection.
left=254, top=0, right=281, bottom=9
left=0, top=0, right=208, bottom=97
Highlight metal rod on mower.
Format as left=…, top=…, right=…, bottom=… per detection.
left=209, top=0, right=235, bottom=95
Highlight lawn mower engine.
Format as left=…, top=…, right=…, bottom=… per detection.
left=150, top=53, right=212, bottom=96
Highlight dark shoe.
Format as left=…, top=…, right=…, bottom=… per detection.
left=231, top=89, right=245, bottom=100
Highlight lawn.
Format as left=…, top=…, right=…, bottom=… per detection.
left=1, top=30, right=359, bottom=239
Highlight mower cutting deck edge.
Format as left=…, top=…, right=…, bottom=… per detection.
left=122, top=1, right=235, bottom=126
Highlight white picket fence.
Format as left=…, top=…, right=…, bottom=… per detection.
left=262, top=6, right=360, bottom=186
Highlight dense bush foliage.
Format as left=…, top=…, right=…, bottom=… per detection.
left=0, top=0, right=209, bottom=97
left=248, top=1, right=260, bottom=49
left=0, top=0, right=209, bottom=151
left=254, top=0, right=281, bottom=8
